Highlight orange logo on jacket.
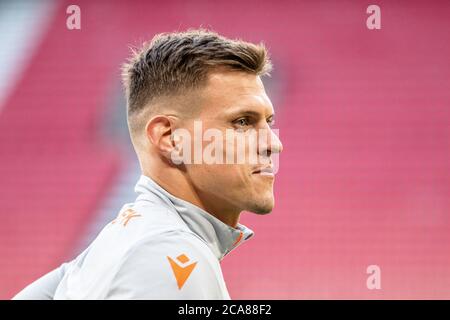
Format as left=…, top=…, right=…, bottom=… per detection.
left=167, top=254, right=197, bottom=289
left=111, top=209, right=142, bottom=227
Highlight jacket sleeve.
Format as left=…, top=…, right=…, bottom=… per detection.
left=12, top=247, right=90, bottom=300
left=12, top=263, right=70, bottom=300
left=105, top=229, right=228, bottom=299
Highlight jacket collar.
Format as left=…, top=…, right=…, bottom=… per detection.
left=134, top=175, right=254, bottom=261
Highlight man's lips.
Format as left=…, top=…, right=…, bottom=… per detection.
left=252, top=166, right=274, bottom=176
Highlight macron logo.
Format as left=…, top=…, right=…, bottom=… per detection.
left=167, top=254, right=197, bottom=290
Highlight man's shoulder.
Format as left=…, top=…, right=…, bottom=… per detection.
left=105, top=227, right=226, bottom=299
left=55, top=217, right=225, bottom=299
left=122, top=227, right=218, bottom=274
left=109, top=202, right=210, bottom=249
left=84, top=203, right=216, bottom=276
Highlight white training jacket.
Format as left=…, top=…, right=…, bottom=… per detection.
left=13, top=175, right=254, bottom=299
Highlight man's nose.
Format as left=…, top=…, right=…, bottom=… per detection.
left=269, top=128, right=283, bottom=154
left=258, top=127, right=283, bottom=157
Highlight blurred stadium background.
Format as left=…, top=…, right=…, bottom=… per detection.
left=0, top=0, right=449, bottom=299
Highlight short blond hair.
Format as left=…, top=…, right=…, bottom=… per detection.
left=122, top=29, right=272, bottom=117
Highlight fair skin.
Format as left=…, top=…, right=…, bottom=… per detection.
left=137, top=69, right=283, bottom=228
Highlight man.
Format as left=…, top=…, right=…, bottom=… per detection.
left=13, top=29, right=283, bottom=299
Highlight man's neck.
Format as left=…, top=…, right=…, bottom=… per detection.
left=144, top=169, right=241, bottom=228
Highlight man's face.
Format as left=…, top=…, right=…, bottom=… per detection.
left=175, top=70, right=283, bottom=216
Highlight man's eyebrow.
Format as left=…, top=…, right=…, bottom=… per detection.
left=226, top=109, right=275, bottom=119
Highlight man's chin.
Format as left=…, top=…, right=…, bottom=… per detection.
left=250, top=208, right=273, bottom=215
left=247, top=198, right=274, bottom=215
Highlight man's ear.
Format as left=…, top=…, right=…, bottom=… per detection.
left=145, top=115, right=175, bottom=157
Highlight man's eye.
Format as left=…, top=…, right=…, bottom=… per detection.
left=234, top=117, right=250, bottom=127
left=268, top=119, right=275, bottom=127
